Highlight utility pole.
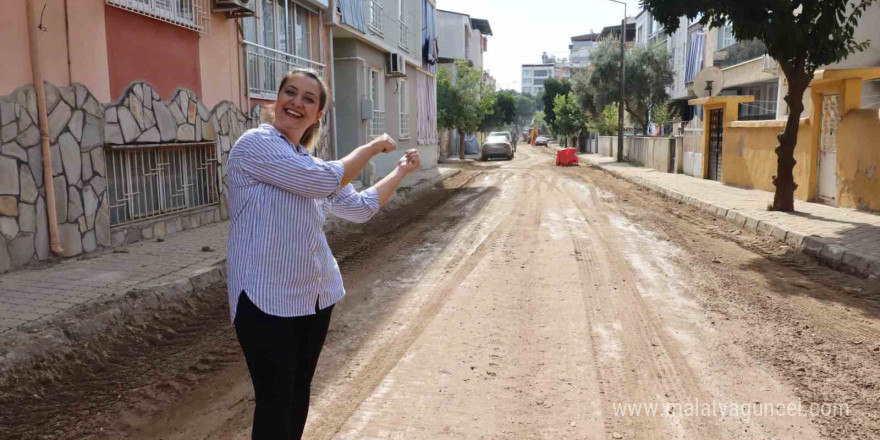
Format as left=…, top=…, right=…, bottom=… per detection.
left=602, top=0, right=627, bottom=162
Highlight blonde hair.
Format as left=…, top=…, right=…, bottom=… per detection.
left=277, top=68, right=329, bottom=149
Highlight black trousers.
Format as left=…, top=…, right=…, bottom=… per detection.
left=234, top=292, right=334, bottom=440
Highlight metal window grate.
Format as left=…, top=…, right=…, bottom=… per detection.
left=244, top=41, right=326, bottom=98
left=105, top=143, right=220, bottom=226
left=399, top=112, right=411, bottom=139
left=106, top=0, right=210, bottom=34
left=367, top=0, right=384, bottom=35
left=398, top=21, right=410, bottom=52
left=370, top=110, right=386, bottom=138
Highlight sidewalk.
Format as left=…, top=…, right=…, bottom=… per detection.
left=0, top=166, right=460, bottom=335
left=580, top=153, right=880, bottom=278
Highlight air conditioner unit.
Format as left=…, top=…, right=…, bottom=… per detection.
left=213, top=0, right=256, bottom=16
left=386, top=53, right=406, bottom=77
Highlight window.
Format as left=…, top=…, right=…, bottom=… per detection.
left=106, top=143, right=220, bottom=226
left=717, top=24, right=736, bottom=50
left=637, top=25, right=644, bottom=44
left=522, top=78, right=532, bottom=86
left=244, top=1, right=322, bottom=97
left=398, top=80, right=411, bottom=139
left=534, top=69, right=549, bottom=78
left=534, top=78, right=545, bottom=86
left=106, top=0, right=209, bottom=33
left=244, top=1, right=316, bottom=60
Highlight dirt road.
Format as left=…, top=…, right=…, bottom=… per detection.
left=3, top=145, right=879, bottom=439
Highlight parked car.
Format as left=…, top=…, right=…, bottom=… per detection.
left=535, top=136, right=549, bottom=146
left=489, top=131, right=515, bottom=152
left=480, top=135, right=514, bottom=161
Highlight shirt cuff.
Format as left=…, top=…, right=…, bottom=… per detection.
left=325, top=160, right=345, bottom=184
left=361, top=187, right=381, bottom=214
left=325, top=160, right=345, bottom=196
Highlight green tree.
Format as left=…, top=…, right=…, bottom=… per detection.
left=651, top=101, right=680, bottom=135
left=438, top=61, right=494, bottom=159
left=552, top=92, right=587, bottom=147
left=589, top=103, right=621, bottom=136
left=481, top=89, right=516, bottom=133
left=540, top=78, right=572, bottom=133
left=513, top=93, right=537, bottom=142
left=573, top=38, right=673, bottom=134
left=533, top=110, right=549, bottom=134
left=644, top=0, right=875, bottom=211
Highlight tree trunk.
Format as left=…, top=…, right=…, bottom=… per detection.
left=459, top=130, right=466, bottom=160
left=771, top=71, right=810, bottom=212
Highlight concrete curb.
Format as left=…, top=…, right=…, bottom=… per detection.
left=583, top=156, right=880, bottom=279
left=0, top=167, right=464, bottom=378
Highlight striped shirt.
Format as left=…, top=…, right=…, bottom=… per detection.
left=225, top=123, right=380, bottom=321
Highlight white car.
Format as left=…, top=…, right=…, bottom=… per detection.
left=489, top=131, right=515, bottom=152
left=481, top=135, right=514, bottom=161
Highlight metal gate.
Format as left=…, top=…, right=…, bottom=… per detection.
left=707, top=109, right=724, bottom=181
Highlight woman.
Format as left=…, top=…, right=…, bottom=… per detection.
left=225, top=68, right=420, bottom=439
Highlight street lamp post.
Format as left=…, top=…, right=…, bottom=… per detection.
left=606, top=0, right=627, bottom=162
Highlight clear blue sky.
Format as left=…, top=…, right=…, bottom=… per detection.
left=436, top=0, right=641, bottom=91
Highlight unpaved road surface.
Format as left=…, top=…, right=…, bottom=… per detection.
left=2, top=145, right=880, bottom=440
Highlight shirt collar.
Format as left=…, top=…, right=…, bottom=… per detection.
left=261, top=123, right=308, bottom=155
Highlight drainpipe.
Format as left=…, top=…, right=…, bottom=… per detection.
left=26, top=0, right=63, bottom=255
left=334, top=56, right=369, bottom=145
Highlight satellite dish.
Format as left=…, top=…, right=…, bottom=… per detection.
left=694, top=67, right=724, bottom=98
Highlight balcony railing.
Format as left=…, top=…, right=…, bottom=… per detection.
left=399, top=112, right=411, bottom=139
left=244, top=41, right=326, bottom=98
left=398, top=21, right=410, bottom=52
left=367, top=0, right=384, bottom=35
left=106, top=0, right=209, bottom=33
left=370, top=110, right=386, bottom=138
left=714, top=39, right=767, bottom=69
left=106, top=142, right=220, bottom=226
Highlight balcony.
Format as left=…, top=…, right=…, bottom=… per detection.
left=714, top=39, right=767, bottom=69
left=106, top=0, right=210, bottom=33
left=244, top=41, right=326, bottom=99
left=367, top=0, right=384, bottom=35
left=370, top=110, right=386, bottom=138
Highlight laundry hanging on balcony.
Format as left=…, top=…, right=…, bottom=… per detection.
left=421, top=0, right=437, bottom=65
left=339, top=0, right=366, bottom=33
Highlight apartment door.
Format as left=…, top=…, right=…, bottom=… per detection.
left=707, top=108, right=724, bottom=181
left=818, top=94, right=840, bottom=205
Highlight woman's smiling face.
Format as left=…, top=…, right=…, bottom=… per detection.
left=273, top=74, right=324, bottom=143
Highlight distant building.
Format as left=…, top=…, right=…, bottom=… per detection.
left=521, top=64, right=555, bottom=96
left=436, top=9, right=492, bottom=71
left=569, top=33, right=600, bottom=68
left=483, top=70, right=497, bottom=90
left=598, top=18, right=637, bottom=47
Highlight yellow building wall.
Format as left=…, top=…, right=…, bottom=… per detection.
left=0, top=0, right=110, bottom=102
left=198, top=12, right=246, bottom=109
left=836, top=109, right=880, bottom=211
left=722, top=119, right=813, bottom=201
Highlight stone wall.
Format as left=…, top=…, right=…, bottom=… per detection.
left=0, top=83, right=105, bottom=272
left=103, top=82, right=257, bottom=246
left=0, top=81, right=256, bottom=273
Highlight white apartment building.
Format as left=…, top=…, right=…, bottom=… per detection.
left=570, top=33, right=600, bottom=68
left=521, top=63, right=555, bottom=97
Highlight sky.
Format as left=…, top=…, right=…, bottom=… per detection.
left=435, top=0, right=642, bottom=91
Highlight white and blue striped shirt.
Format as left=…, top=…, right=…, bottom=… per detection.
left=226, top=124, right=380, bottom=321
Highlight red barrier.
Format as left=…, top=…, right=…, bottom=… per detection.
left=555, top=148, right=579, bottom=166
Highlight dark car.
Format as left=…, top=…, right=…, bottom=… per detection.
left=480, top=135, right=514, bottom=161
left=535, top=136, right=549, bottom=146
